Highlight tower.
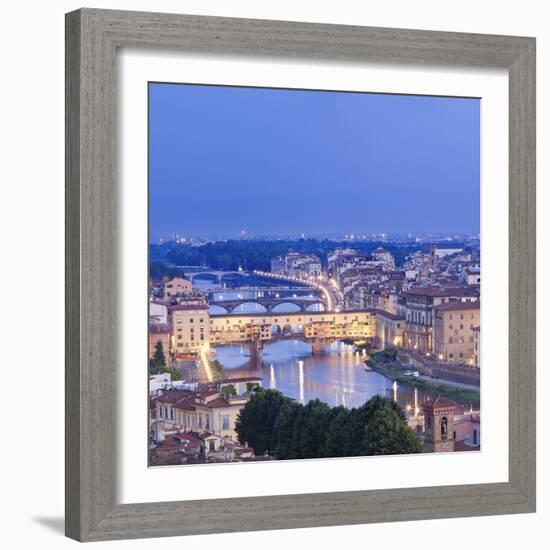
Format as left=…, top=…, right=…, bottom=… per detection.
left=422, top=395, right=456, bottom=453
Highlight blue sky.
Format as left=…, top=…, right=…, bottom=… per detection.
left=149, top=83, right=479, bottom=240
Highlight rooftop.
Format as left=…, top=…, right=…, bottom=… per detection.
left=374, top=309, right=405, bottom=321
left=434, top=301, right=480, bottom=312
left=422, top=395, right=457, bottom=411
left=217, top=376, right=263, bottom=384
left=404, top=286, right=478, bottom=298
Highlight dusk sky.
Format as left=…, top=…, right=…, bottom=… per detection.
left=149, top=83, right=480, bottom=240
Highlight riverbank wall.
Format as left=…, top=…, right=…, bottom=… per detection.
left=397, top=351, right=480, bottom=386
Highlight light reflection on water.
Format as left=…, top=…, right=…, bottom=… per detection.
left=214, top=340, right=463, bottom=411
left=195, top=278, right=474, bottom=412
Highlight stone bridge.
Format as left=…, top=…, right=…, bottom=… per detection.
left=186, top=270, right=244, bottom=283
left=208, top=297, right=325, bottom=313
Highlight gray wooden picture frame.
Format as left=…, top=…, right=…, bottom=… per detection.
left=65, top=8, right=536, bottom=542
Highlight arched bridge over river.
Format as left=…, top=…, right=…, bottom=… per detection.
left=208, top=296, right=325, bottom=313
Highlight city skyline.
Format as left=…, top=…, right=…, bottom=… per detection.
left=149, top=83, right=480, bottom=241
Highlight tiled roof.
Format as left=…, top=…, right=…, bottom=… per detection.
left=422, top=395, right=457, bottom=410
left=149, top=324, right=171, bottom=334
left=434, top=301, right=480, bottom=312
left=404, top=286, right=478, bottom=298
left=374, top=309, right=405, bottom=321
left=217, top=376, right=263, bottom=384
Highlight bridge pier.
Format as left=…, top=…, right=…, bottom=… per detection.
left=249, top=336, right=264, bottom=359
left=311, top=338, right=331, bottom=355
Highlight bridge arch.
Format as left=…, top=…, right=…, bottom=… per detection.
left=271, top=302, right=302, bottom=313
left=231, top=301, right=269, bottom=314
left=190, top=273, right=220, bottom=284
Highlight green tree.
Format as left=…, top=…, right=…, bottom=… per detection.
left=235, top=389, right=292, bottom=454
left=273, top=400, right=301, bottom=459
left=220, top=383, right=237, bottom=396
left=361, top=404, right=422, bottom=456
left=298, top=399, right=333, bottom=458
left=152, top=340, right=166, bottom=368
left=325, top=406, right=356, bottom=457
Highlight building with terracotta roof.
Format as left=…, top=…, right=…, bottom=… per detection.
left=163, top=276, right=192, bottom=299
left=148, top=323, right=171, bottom=362
left=472, top=325, right=481, bottom=367
left=432, top=301, right=480, bottom=364
left=422, top=396, right=456, bottom=453
left=374, top=309, right=406, bottom=348
left=153, top=387, right=252, bottom=441
left=171, top=299, right=210, bottom=354
left=402, top=286, right=479, bottom=353
left=371, top=247, right=395, bottom=268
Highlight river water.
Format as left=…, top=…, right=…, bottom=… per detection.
left=194, top=274, right=475, bottom=412
left=213, top=340, right=467, bottom=411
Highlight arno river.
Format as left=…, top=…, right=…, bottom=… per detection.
left=193, top=275, right=475, bottom=412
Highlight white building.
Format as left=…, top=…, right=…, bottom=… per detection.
left=149, top=300, right=168, bottom=325
left=371, top=247, right=395, bottom=268
left=271, top=252, right=321, bottom=278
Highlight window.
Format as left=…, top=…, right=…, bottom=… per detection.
left=448, top=336, right=453, bottom=344
left=440, top=417, right=448, bottom=440
left=459, top=352, right=464, bottom=358
left=222, top=415, right=230, bottom=430
left=449, top=353, right=454, bottom=358
left=449, top=324, right=453, bottom=330
left=460, top=324, right=464, bottom=330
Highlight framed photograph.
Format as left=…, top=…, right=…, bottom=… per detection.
left=65, top=8, right=536, bottom=542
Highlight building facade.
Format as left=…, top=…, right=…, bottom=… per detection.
left=402, top=286, right=479, bottom=353
left=472, top=325, right=481, bottom=367
left=270, top=252, right=321, bottom=279
left=171, top=302, right=210, bottom=354
left=163, top=277, right=193, bottom=299
left=422, top=396, right=456, bottom=453
left=432, top=301, right=480, bottom=363
left=149, top=324, right=171, bottom=361
left=374, top=309, right=406, bottom=348
left=154, top=388, right=250, bottom=440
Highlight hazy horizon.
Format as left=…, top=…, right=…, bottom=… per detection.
left=149, top=83, right=480, bottom=241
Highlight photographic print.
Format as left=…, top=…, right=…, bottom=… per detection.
left=148, top=82, right=481, bottom=466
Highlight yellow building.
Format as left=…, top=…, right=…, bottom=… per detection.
left=433, top=301, right=480, bottom=364
left=472, top=326, right=481, bottom=367
left=171, top=303, right=210, bottom=354
left=210, top=319, right=272, bottom=345
left=374, top=309, right=406, bottom=349
left=155, top=389, right=248, bottom=440
left=163, top=277, right=192, bottom=299
left=209, top=310, right=375, bottom=344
